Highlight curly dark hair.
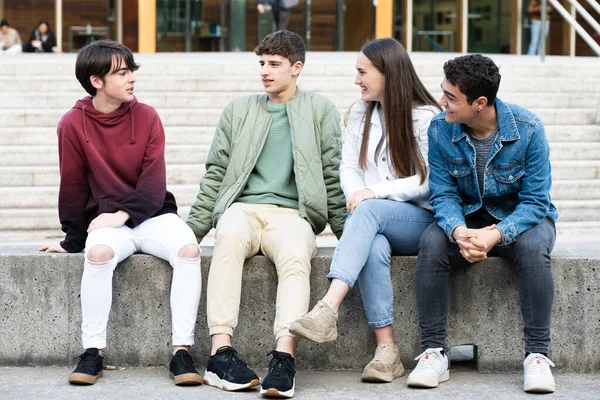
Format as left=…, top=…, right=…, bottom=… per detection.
left=443, top=54, right=501, bottom=106
left=254, top=30, right=305, bottom=65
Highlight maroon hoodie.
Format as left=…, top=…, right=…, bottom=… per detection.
left=57, top=96, right=177, bottom=252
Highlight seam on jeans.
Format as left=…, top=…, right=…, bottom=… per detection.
left=326, top=272, right=355, bottom=288
left=368, top=318, right=393, bottom=328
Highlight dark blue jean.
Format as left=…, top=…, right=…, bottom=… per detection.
left=415, top=217, right=556, bottom=353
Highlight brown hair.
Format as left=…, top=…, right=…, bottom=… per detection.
left=358, top=38, right=441, bottom=183
left=76, top=39, right=139, bottom=96
left=254, top=30, right=305, bottom=66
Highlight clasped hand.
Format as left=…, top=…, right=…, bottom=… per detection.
left=453, top=225, right=502, bottom=263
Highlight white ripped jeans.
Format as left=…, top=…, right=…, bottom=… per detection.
left=81, top=213, right=201, bottom=349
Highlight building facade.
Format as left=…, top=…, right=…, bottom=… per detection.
left=0, top=0, right=597, bottom=56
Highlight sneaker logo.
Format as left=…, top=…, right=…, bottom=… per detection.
left=425, top=355, right=429, bottom=360
left=536, top=360, right=541, bottom=365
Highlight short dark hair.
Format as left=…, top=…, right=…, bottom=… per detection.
left=443, top=54, right=501, bottom=106
left=0, top=19, right=8, bottom=28
left=254, top=30, right=305, bottom=66
left=75, top=39, right=139, bottom=96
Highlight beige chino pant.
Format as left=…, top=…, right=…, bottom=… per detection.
left=207, top=203, right=317, bottom=340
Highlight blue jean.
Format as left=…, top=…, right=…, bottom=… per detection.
left=527, top=19, right=550, bottom=55
left=415, top=217, right=556, bottom=353
left=327, top=199, right=434, bottom=327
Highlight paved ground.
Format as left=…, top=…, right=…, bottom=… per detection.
left=0, top=367, right=599, bottom=400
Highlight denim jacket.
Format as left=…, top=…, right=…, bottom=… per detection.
left=428, top=98, right=558, bottom=245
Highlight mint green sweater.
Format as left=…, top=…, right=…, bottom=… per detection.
left=237, top=101, right=299, bottom=209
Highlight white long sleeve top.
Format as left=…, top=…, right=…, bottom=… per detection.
left=340, top=100, right=438, bottom=210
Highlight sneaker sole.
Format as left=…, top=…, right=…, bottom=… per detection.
left=361, top=363, right=405, bottom=383
left=203, top=370, right=260, bottom=391
left=260, top=379, right=295, bottom=398
left=407, top=369, right=449, bottom=388
left=169, top=371, right=203, bottom=386
left=68, top=370, right=103, bottom=385
left=289, top=322, right=337, bottom=343
left=524, top=378, right=555, bottom=393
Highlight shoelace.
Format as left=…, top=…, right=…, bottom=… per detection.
left=217, top=347, right=249, bottom=378
left=305, top=302, right=331, bottom=320
left=413, top=348, right=444, bottom=370
left=176, top=351, right=195, bottom=369
left=76, top=351, right=100, bottom=369
left=267, top=351, right=295, bottom=377
left=372, top=344, right=393, bottom=363
left=524, top=353, right=555, bottom=372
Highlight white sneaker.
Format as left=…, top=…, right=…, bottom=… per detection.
left=406, top=348, right=449, bottom=388
left=523, top=353, right=555, bottom=393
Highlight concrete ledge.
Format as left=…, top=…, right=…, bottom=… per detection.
left=1, top=245, right=599, bottom=372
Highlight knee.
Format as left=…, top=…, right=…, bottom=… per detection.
left=513, top=235, right=551, bottom=263
left=86, top=245, right=114, bottom=265
left=418, top=223, right=448, bottom=254
left=352, top=200, right=378, bottom=219
left=177, top=243, right=200, bottom=260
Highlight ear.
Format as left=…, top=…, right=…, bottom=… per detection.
left=292, top=60, right=303, bottom=78
left=90, top=75, right=103, bottom=90
left=474, top=96, right=488, bottom=109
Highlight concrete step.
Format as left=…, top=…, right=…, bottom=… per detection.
left=3, top=89, right=600, bottom=110
left=2, top=125, right=600, bottom=148
left=3, top=107, right=596, bottom=129
left=0, top=185, right=199, bottom=209
left=5, top=142, right=600, bottom=168
left=1, top=70, right=599, bottom=93
left=550, top=143, right=600, bottom=160
left=0, top=126, right=217, bottom=146
left=1, top=180, right=598, bottom=209
left=553, top=200, right=600, bottom=222
left=551, top=180, right=600, bottom=200
left=2, top=52, right=600, bottom=77
left=0, top=164, right=206, bottom=187
left=1, top=160, right=596, bottom=189
left=0, top=144, right=210, bottom=166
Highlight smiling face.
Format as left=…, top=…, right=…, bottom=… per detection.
left=354, top=51, right=385, bottom=104
left=259, top=53, right=301, bottom=102
left=92, top=55, right=136, bottom=106
left=439, top=77, right=479, bottom=124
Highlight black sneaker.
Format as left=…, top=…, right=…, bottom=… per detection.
left=169, top=349, right=203, bottom=386
left=203, top=346, right=260, bottom=391
left=260, top=351, right=296, bottom=398
left=67, top=348, right=104, bottom=385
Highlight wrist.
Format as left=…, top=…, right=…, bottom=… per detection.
left=116, top=210, right=130, bottom=223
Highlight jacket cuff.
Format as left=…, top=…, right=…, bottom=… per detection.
left=444, top=218, right=466, bottom=243
left=495, top=220, right=518, bottom=245
left=367, top=182, right=390, bottom=199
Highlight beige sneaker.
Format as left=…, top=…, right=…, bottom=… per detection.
left=289, top=300, right=338, bottom=343
left=361, top=342, right=405, bottom=382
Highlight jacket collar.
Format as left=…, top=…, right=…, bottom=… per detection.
left=451, top=98, right=520, bottom=143
left=258, top=86, right=304, bottom=110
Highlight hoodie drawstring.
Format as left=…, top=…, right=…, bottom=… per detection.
left=81, top=105, right=89, bottom=143
left=129, top=105, right=136, bottom=144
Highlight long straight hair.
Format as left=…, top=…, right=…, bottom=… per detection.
left=358, top=38, right=441, bottom=184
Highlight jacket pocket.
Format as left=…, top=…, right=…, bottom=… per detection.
left=491, top=162, right=525, bottom=195
left=445, top=157, right=474, bottom=194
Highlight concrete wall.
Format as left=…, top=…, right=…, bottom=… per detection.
left=1, top=245, right=599, bottom=372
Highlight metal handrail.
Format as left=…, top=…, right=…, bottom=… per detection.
left=568, top=0, right=600, bottom=36
left=541, top=0, right=600, bottom=59
left=584, top=0, right=600, bottom=16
